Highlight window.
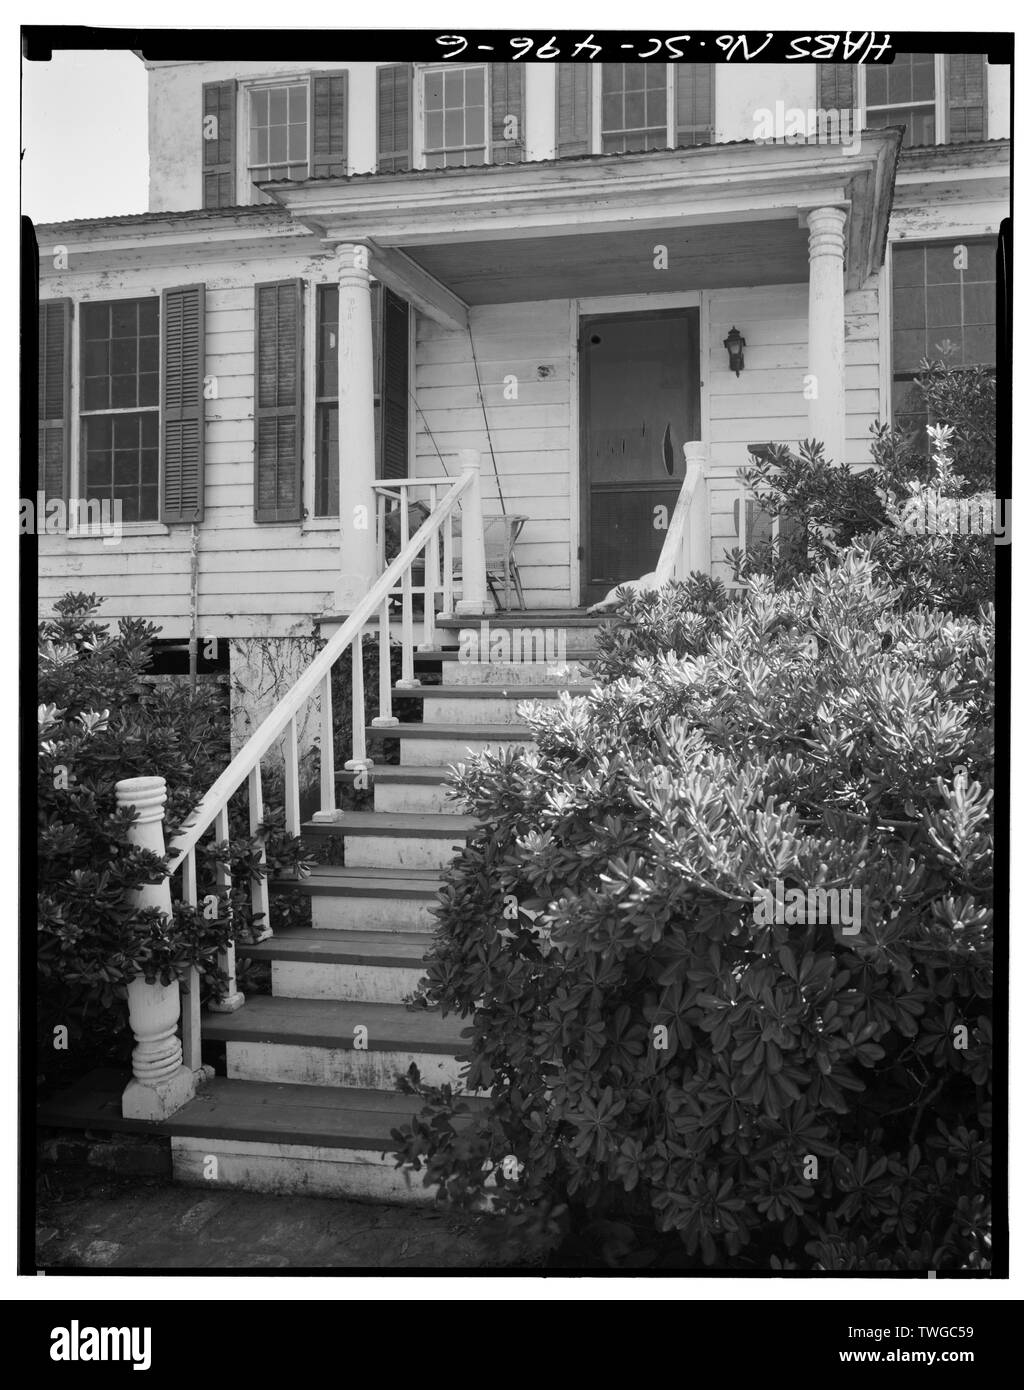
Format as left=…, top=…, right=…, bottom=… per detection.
left=865, top=53, right=937, bottom=146
left=890, top=237, right=997, bottom=437
left=602, top=63, right=668, bottom=152
left=820, top=54, right=987, bottom=149
left=80, top=299, right=160, bottom=522
left=423, top=65, right=488, bottom=167
left=248, top=82, right=309, bottom=188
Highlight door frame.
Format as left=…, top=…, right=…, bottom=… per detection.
left=571, top=293, right=706, bottom=606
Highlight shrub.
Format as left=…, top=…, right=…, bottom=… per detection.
left=392, top=552, right=993, bottom=1270
left=38, top=594, right=312, bottom=1086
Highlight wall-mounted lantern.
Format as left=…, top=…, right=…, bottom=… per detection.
left=723, top=326, right=746, bottom=377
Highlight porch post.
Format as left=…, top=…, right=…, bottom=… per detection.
left=334, top=241, right=378, bottom=613
left=115, top=776, right=197, bottom=1121
left=806, top=206, right=847, bottom=466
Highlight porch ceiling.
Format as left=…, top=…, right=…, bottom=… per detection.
left=400, top=218, right=810, bottom=305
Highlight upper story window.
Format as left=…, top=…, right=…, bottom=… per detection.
left=601, top=64, right=668, bottom=152
left=819, top=54, right=987, bottom=148
left=248, top=82, right=309, bottom=185
left=423, top=65, right=488, bottom=167
left=555, top=63, right=715, bottom=159
left=81, top=299, right=160, bottom=522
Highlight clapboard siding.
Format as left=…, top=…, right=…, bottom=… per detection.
left=414, top=301, right=573, bottom=602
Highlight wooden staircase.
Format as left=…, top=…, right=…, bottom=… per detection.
left=44, top=619, right=606, bottom=1204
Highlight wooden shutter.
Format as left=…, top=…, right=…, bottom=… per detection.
left=491, top=63, right=525, bottom=165
left=311, top=70, right=348, bottom=177
left=817, top=65, right=858, bottom=113
left=946, top=55, right=987, bottom=143
left=202, top=80, right=237, bottom=209
left=38, top=298, right=71, bottom=503
left=557, top=64, right=592, bottom=157
left=254, top=280, right=303, bottom=522
left=675, top=65, right=715, bottom=146
left=379, top=289, right=409, bottom=480
left=377, top=64, right=413, bottom=172
left=160, top=285, right=206, bottom=523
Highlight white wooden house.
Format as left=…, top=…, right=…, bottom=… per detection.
left=35, top=54, right=1010, bottom=1199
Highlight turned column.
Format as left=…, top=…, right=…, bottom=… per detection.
left=115, top=776, right=197, bottom=1121
left=806, top=206, right=847, bottom=466
left=334, top=242, right=378, bottom=612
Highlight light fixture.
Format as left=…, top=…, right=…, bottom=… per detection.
left=724, top=326, right=746, bottom=377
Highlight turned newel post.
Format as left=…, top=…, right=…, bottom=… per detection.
left=334, top=241, right=378, bottom=613
left=682, top=441, right=710, bottom=578
left=115, top=776, right=196, bottom=1121
left=806, top=206, right=847, bottom=466
left=455, top=449, right=494, bottom=615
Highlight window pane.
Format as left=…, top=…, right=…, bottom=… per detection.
left=113, top=451, right=138, bottom=486
left=113, top=414, right=140, bottom=447
left=424, top=71, right=443, bottom=108
left=269, top=87, right=287, bottom=124
left=291, top=85, right=307, bottom=121
left=269, top=127, right=287, bottom=164
left=465, top=106, right=486, bottom=145
left=447, top=68, right=464, bottom=104
left=444, top=110, right=464, bottom=147
left=251, top=89, right=268, bottom=124
left=111, top=375, right=137, bottom=408
left=465, top=66, right=485, bottom=105
left=111, top=302, right=137, bottom=337
left=425, top=110, right=443, bottom=148
left=83, top=304, right=109, bottom=340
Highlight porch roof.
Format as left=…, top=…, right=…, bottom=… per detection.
left=265, top=132, right=903, bottom=307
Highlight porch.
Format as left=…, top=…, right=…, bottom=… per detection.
left=267, top=134, right=900, bottom=612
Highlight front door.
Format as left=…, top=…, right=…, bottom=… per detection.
left=579, top=309, right=700, bottom=607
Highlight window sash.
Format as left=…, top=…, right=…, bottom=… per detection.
left=601, top=63, right=669, bottom=151
left=421, top=64, right=489, bottom=165
left=247, top=80, right=310, bottom=194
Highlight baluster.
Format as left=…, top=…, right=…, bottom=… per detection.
left=441, top=510, right=454, bottom=618
left=283, top=717, right=301, bottom=837
left=248, top=766, right=273, bottom=940
left=346, top=630, right=371, bottom=771
left=313, top=670, right=338, bottom=821
left=420, top=483, right=440, bottom=652
left=180, top=849, right=202, bottom=1075
left=397, top=488, right=420, bottom=689
left=208, top=806, right=244, bottom=1013
left=373, top=598, right=399, bottom=728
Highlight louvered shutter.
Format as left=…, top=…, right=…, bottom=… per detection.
left=557, top=64, right=592, bottom=157
left=254, top=280, right=303, bottom=522
left=379, top=288, right=409, bottom=480
left=311, top=70, right=348, bottom=176
left=38, top=298, right=71, bottom=503
left=160, top=285, right=206, bottom=523
left=946, top=55, right=987, bottom=144
left=817, top=65, right=858, bottom=114
left=675, top=64, right=715, bottom=146
left=202, top=80, right=237, bottom=209
left=491, top=63, right=525, bottom=165
left=377, top=64, right=413, bottom=172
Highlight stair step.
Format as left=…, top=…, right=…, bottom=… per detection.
left=245, top=926, right=427, bottom=968
left=366, top=722, right=533, bottom=740
left=301, top=811, right=477, bottom=839
left=269, top=865, right=441, bottom=899
left=415, top=646, right=601, bottom=662
left=244, top=927, right=428, bottom=1004
left=391, top=684, right=594, bottom=700
left=206, top=996, right=470, bottom=1090
left=337, top=765, right=452, bottom=785
left=269, top=865, right=442, bottom=931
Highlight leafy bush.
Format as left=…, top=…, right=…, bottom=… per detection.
left=392, top=552, right=993, bottom=1270
left=38, top=594, right=312, bottom=1085
left=734, top=360, right=998, bottom=614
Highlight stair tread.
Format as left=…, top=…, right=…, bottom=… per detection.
left=269, top=865, right=442, bottom=897
left=39, top=1069, right=482, bottom=1151
left=336, top=765, right=455, bottom=783
left=204, top=995, right=467, bottom=1052
left=416, top=647, right=600, bottom=660
left=393, top=685, right=594, bottom=698
left=367, top=722, right=534, bottom=739
left=244, top=926, right=429, bottom=965
left=301, top=810, right=476, bottom=837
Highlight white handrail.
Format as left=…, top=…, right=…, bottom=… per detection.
left=167, top=466, right=475, bottom=867
left=654, top=441, right=708, bottom=584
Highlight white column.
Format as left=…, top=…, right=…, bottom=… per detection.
left=115, top=776, right=197, bottom=1121
left=524, top=63, right=557, bottom=161
left=335, top=242, right=378, bottom=613
left=806, top=206, right=847, bottom=466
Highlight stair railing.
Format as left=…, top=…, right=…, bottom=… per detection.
left=164, top=449, right=487, bottom=1071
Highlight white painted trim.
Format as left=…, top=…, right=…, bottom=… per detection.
left=934, top=56, right=949, bottom=145
left=69, top=301, right=81, bottom=498
left=567, top=298, right=581, bottom=604
left=877, top=254, right=893, bottom=428
left=698, top=291, right=711, bottom=449
left=407, top=305, right=418, bottom=479
left=301, top=276, right=318, bottom=523
left=577, top=289, right=701, bottom=317
left=415, top=62, right=492, bottom=171
left=590, top=64, right=677, bottom=153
